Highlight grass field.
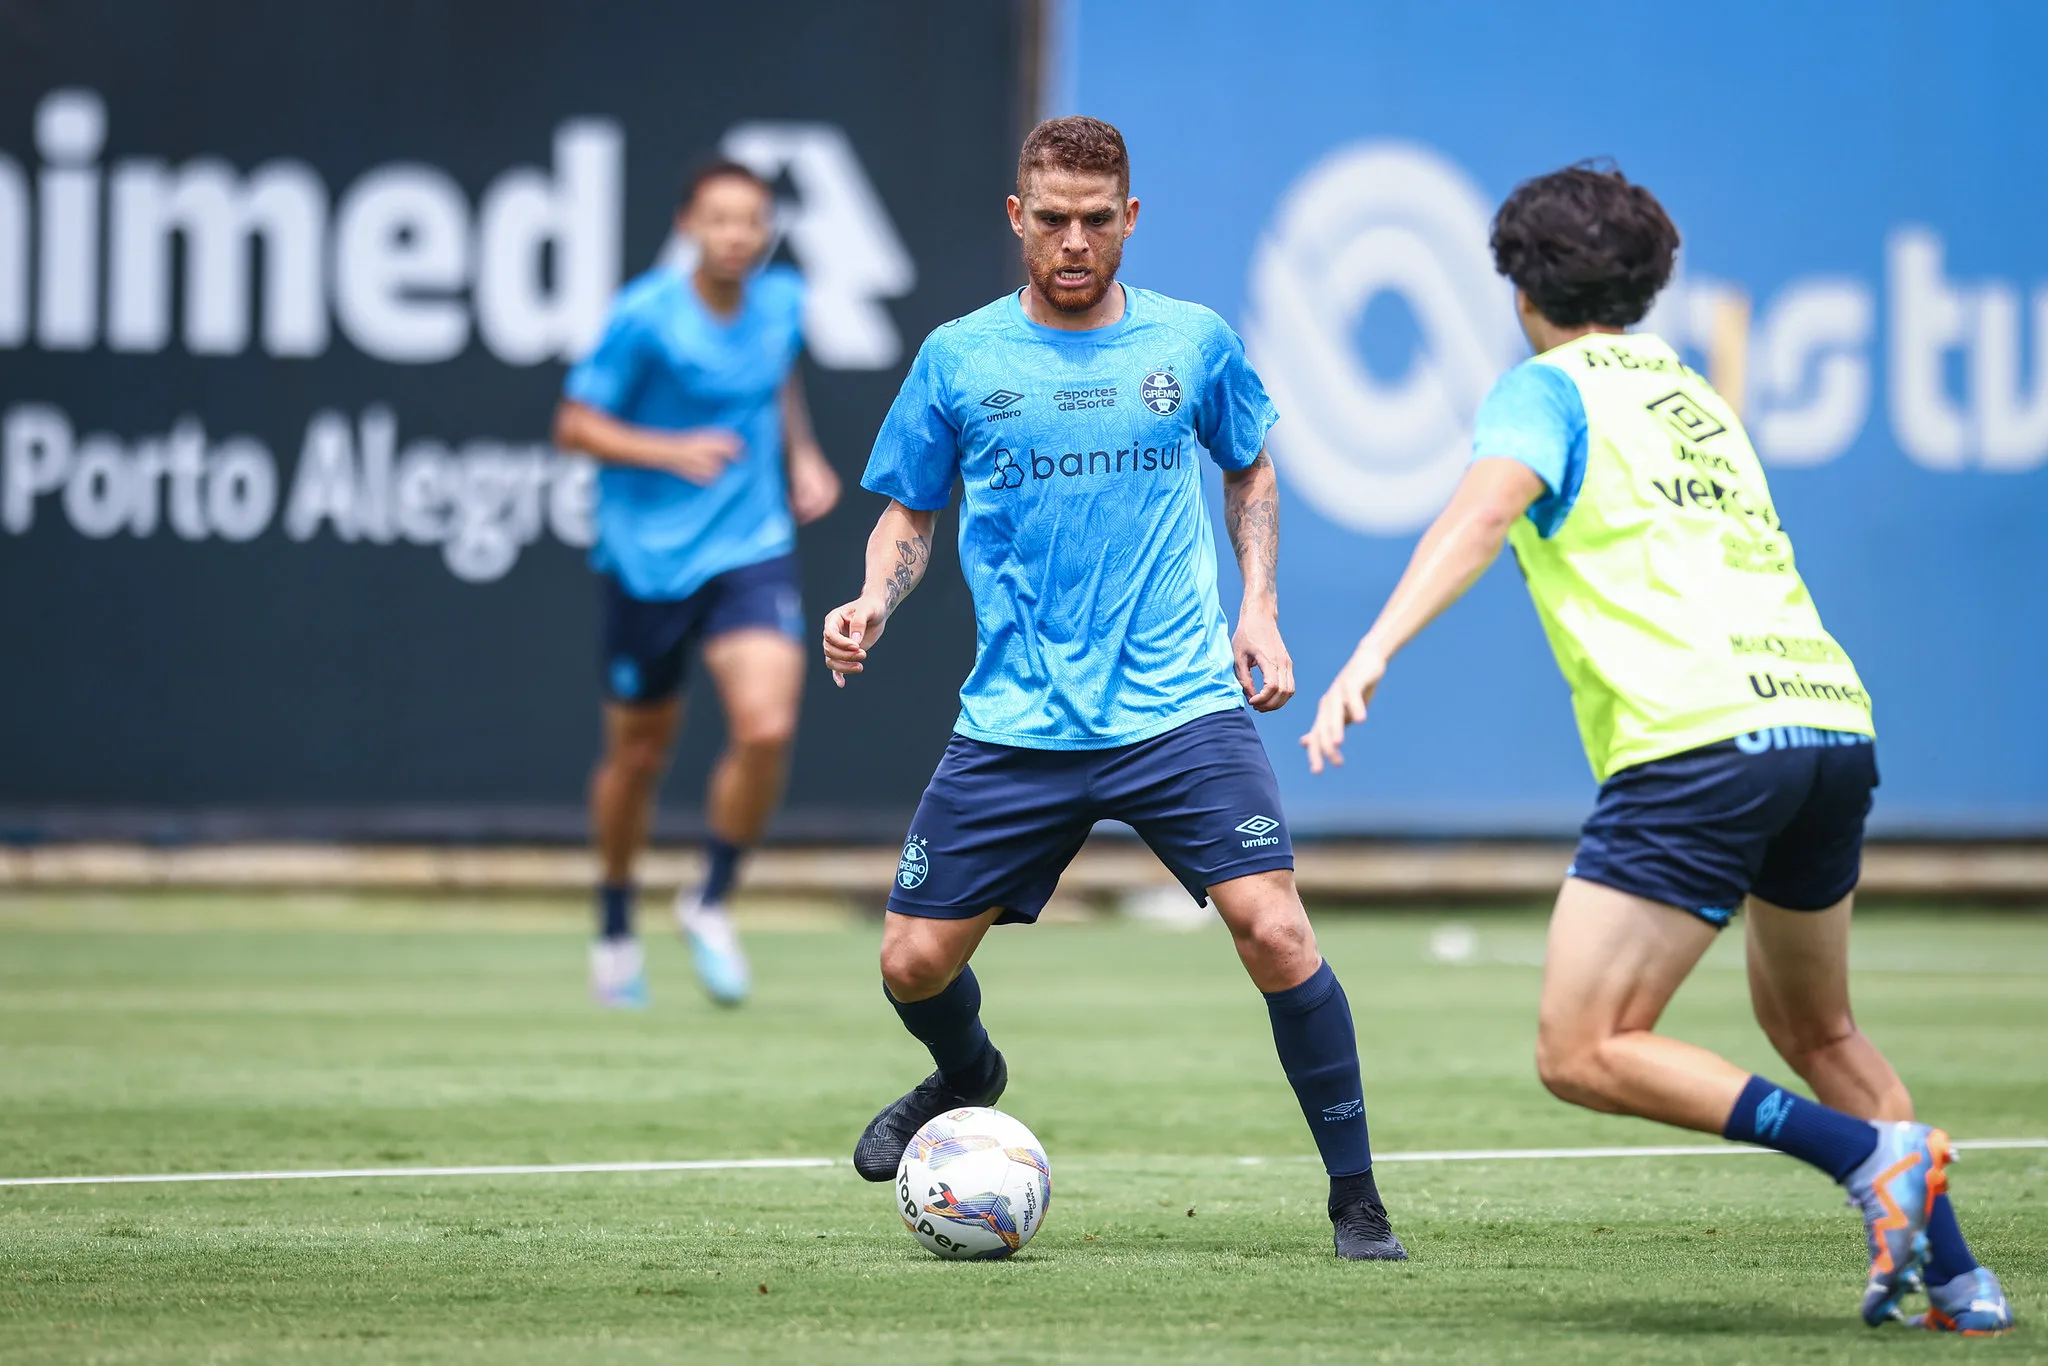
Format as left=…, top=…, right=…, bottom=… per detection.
left=2, top=893, right=2042, bottom=1363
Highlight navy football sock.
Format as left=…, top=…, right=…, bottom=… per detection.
left=1722, top=1075, right=1878, bottom=1181
left=1264, top=961, right=1374, bottom=1179
left=701, top=838, right=744, bottom=905
left=1923, top=1194, right=1980, bottom=1283
left=886, top=967, right=999, bottom=1096
left=597, top=883, right=634, bottom=941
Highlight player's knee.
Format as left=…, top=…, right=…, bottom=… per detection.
left=606, top=735, right=669, bottom=786
left=1534, top=1027, right=1608, bottom=1108
left=879, top=937, right=957, bottom=1002
left=728, top=711, right=797, bottom=755
left=1232, top=905, right=1312, bottom=973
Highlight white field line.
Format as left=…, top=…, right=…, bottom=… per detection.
left=2, top=1139, right=2043, bottom=1190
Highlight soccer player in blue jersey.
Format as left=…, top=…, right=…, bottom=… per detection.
left=820, top=117, right=1404, bottom=1260
left=556, top=160, right=841, bottom=1009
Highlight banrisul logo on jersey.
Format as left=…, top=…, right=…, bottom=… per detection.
left=985, top=441, right=1187, bottom=493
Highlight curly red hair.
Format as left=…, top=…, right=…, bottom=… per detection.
left=1017, top=116, right=1129, bottom=198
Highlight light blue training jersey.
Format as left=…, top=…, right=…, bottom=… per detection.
left=863, top=285, right=1278, bottom=750
left=564, top=263, right=805, bottom=601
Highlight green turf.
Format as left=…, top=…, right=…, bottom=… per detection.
left=1, top=894, right=2041, bottom=1363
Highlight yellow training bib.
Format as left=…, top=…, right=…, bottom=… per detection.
left=1503, top=333, right=1874, bottom=782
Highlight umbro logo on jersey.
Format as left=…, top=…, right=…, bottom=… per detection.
left=980, top=389, right=1024, bottom=409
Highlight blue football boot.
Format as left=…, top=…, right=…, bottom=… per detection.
left=1913, top=1267, right=2015, bottom=1335
left=1844, top=1122, right=1951, bottom=1327
left=675, top=890, right=750, bottom=1006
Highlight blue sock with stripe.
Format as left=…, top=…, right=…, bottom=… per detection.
left=1264, top=961, right=1374, bottom=1178
left=1722, top=1075, right=1878, bottom=1181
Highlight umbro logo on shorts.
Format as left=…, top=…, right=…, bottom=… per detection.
left=1236, top=814, right=1282, bottom=849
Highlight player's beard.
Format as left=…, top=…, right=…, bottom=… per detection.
left=1028, top=237, right=1123, bottom=315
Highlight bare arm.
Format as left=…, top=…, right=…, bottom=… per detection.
left=821, top=499, right=939, bottom=687
left=1221, top=451, right=1294, bottom=710
left=1223, top=452, right=1280, bottom=608
left=552, top=399, right=739, bottom=485
left=1300, top=457, right=1546, bottom=771
left=780, top=372, right=842, bottom=525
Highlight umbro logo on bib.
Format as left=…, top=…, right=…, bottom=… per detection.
left=1646, top=390, right=1727, bottom=444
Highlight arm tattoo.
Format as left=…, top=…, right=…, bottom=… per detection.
left=1224, top=454, right=1279, bottom=592
left=883, top=535, right=929, bottom=611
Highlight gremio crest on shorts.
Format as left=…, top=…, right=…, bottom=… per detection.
left=1141, top=369, right=1182, bottom=416
left=897, top=836, right=930, bottom=890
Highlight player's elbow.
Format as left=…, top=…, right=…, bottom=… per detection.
left=1460, top=497, right=1523, bottom=549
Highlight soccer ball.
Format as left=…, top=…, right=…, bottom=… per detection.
left=896, top=1106, right=1052, bottom=1260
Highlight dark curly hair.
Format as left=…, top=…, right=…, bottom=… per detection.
left=1017, top=116, right=1129, bottom=197
left=1489, top=163, right=1679, bottom=328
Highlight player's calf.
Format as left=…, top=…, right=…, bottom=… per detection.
left=856, top=911, right=1009, bottom=1181
left=1213, top=874, right=1405, bottom=1260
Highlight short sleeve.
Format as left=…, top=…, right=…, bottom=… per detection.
left=1192, top=318, right=1279, bottom=470
left=1471, top=362, right=1588, bottom=537
left=861, top=334, right=960, bottom=510
left=564, top=304, right=654, bottom=416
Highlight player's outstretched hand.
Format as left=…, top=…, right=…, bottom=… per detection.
left=659, top=428, right=744, bottom=485
left=823, top=595, right=890, bottom=689
left=788, top=447, right=842, bottom=525
left=1233, top=611, right=1296, bottom=712
left=1300, top=648, right=1388, bottom=774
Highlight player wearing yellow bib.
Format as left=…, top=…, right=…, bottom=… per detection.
left=1302, top=164, right=2010, bottom=1334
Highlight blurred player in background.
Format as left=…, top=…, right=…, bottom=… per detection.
left=555, top=160, right=840, bottom=1009
left=823, top=117, right=1405, bottom=1261
left=1302, top=164, right=2010, bottom=1331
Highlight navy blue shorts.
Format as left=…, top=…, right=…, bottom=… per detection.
left=600, top=554, right=803, bottom=705
left=890, top=708, right=1294, bottom=924
left=1570, top=727, right=1880, bottom=928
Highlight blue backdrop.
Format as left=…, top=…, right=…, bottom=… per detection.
left=1066, top=0, right=2048, bottom=835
